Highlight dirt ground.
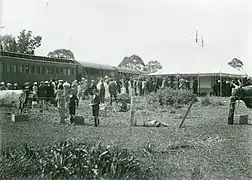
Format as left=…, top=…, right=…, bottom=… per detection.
left=1, top=96, right=252, bottom=179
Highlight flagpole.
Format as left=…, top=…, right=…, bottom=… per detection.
left=220, top=70, right=222, bottom=97
left=195, top=30, right=204, bottom=95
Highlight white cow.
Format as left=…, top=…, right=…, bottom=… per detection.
left=0, top=90, right=26, bottom=114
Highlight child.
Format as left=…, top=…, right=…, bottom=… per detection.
left=66, top=89, right=79, bottom=124
left=90, top=89, right=100, bottom=127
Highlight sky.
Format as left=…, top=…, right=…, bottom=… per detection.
left=1, top=0, right=252, bottom=74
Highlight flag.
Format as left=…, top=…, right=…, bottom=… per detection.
left=201, top=36, right=204, bottom=48
left=196, top=30, right=198, bottom=43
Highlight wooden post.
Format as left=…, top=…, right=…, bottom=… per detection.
left=179, top=98, right=195, bottom=128
left=228, top=96, right=236, bottom=125
left=130, top=96, right=136, bottom=126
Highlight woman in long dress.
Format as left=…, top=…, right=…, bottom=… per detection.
left=104, top=80, right=110, bottom=99
left=56, top=85, right=66, bottom=123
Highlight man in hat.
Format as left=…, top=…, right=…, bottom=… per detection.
left=0, top=82, right=6, bottom=90
left=108, top=78, right=117, bottom=105
left=90, top=88, right=100, bottom=127
left=66, top=88, right=79, bottom=124
left=13, top=83, right=19, bottom=90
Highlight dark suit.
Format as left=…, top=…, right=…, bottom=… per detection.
left=91, top=94, right=100, bottom=126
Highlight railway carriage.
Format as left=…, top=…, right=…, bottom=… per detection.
left=0, top=51, right=77, bottom=84
left=0, top=51, right=141, bottom=85
left=76, top=61, right=116, bottom=82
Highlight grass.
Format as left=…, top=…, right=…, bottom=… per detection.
left=0, top=96, right=252, bottom=179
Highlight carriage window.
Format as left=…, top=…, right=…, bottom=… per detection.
left=72, top=68, right=75, bottom=75
left=12, top=64, right=17, bottom=73
left=42, top=67, right=45, bottom=74
left=61, top=68, right=63, bottom=74
left=19, top=65, right=23, bottom=73
left=36, top=66, right=40, bottom=74
left=6, top=64, right=11, bottom=73
left=51, top=67, right=54, bottom=74
left=63, top=68, right=67, bottom=75
left=67, top=69, right=71, bottom=75
left=56, top=68, right=59, bottom=74
left=31, top=66, right=35, bottom=74
left=25, top=64, right=29, bottom=73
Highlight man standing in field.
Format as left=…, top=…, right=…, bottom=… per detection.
left=90, top=89, right=100, bottom=127
left=108, top=78, right=117, bottom=105
left=66, top=89, right=79, bottom=124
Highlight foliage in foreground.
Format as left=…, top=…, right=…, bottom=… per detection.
left=146, top=88, right=197, bottom=107
left=0, top=140, right=155, bottom=180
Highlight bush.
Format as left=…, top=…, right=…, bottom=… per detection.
left=0, top=140, right=155, bottom=180
left=146, top=88, right=197, bottom=107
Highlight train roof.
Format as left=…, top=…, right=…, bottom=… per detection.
left=0, top=51, right=76, bottom=64
left=77, top=61, right=115, bottom=71
left=113, top=67, right=140, bottom=74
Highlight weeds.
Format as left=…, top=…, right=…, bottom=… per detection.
left=0, top=140, right=156, bottom=180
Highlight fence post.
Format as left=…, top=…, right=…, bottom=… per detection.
left=228, top=96, right=236, bottom=125
left=179, top=98, right=195, bottom=128
left=130, top=96, right=136, bottom=126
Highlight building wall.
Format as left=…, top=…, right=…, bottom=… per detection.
left=199, top=76, right=212, bottom=94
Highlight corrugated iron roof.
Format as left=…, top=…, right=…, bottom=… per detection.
left=78, top=61, right=115, bottom=71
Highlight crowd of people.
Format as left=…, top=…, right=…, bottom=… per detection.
left=0, top=74, right=251, bottom=126
left=0, top=75, right=196, bottom=126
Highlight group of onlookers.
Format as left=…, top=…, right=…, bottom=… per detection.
left=1, top=75, right=251, bottom=126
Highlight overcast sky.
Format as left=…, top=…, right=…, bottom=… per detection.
left=1, top=0, right=252, bottom=74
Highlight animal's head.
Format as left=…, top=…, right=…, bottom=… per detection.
left=231, top=80, right=245, bottom=100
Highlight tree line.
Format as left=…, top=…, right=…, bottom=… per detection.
left=0, top=29, right=163, bottom=73
left=0, top=29, right=75, bottom=60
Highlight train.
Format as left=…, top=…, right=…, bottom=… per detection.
left=0, top=51, right=141, bottom=84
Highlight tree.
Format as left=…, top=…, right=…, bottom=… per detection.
left=0, top=29, right=42, bottom=55
left=144, top=60, right=163, bottom=73
left=16, top=29, right=42, bottom=54
left=228, top=58, right=244, bottom=71
left=118, top=55, right=145, bottom=71
left=0, top=34, right=17, bottom=52
left=47, top=49, right=75, bottom=60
